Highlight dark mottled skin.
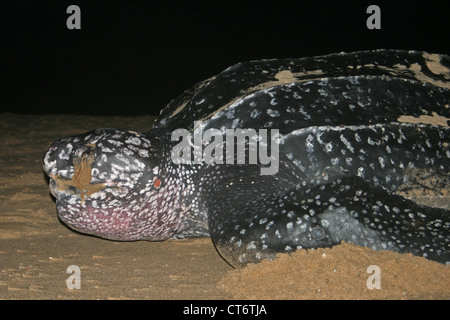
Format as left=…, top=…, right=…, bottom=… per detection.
left=43, top=50, right=449, bottom=267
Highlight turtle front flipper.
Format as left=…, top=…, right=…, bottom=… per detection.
left=207, top=173, right=449, bottom=267
left=203, top=122, right=449, bottom=267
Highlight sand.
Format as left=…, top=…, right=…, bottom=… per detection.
left=219, top=242, right=450, bottom=299
left=0, top=113, right=449, bottom=300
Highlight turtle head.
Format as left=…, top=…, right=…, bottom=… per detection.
left=43, top=128, right=183, bottom=241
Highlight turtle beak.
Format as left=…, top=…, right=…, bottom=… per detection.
left=43, top=138, right=105, bottom=201
left=43, top=138, right=73, bottom=200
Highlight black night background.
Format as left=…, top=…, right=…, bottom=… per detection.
left=1, top=0, right=449, bottom=116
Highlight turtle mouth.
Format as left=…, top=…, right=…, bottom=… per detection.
left=46, top=171, right=134, bottom=240
left=47, top=174, right=127, bottom=201
left=46, top=170, right=139, bottom=240
left=48, top=177, right=77, bottom=200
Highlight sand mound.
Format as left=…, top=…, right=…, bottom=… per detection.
left=218, top=242, right=450, bottom=300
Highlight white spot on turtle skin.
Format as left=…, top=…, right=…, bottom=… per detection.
left=138, top=149, right=149, bottom=158
left=267, top=108, right=280, bottom=117
left=231, top=118, right=241, bottom=128
left=330, top=157, right=339, bottom=165
left=318, top=88, right=328, bottom=96
left=195, top=98, right=206, bottom=105
left=43, top=150, right=57, bottom=170
left=378, top=156, right=386, bottom=169
left=107, top=139, right=123, bottom=147
left=305, top=134, right=314, bottom=153
left=225, top=109, right=235, bottom=119
left=340, top=134, right=354, bottom=153
left=247, top=242, right=257, bottom=250
left=324, top=142, right=333, bottom=153
left=250, top=109, right=261, bottom=118
left=58, top=144, right=73, bottom=160
left=357, top=167, right=365, bottom=178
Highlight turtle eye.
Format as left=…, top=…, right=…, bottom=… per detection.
left=153, top=177, right=161, bottom=189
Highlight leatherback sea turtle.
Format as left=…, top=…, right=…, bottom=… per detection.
left=43, top=50, right=449, bottom=267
